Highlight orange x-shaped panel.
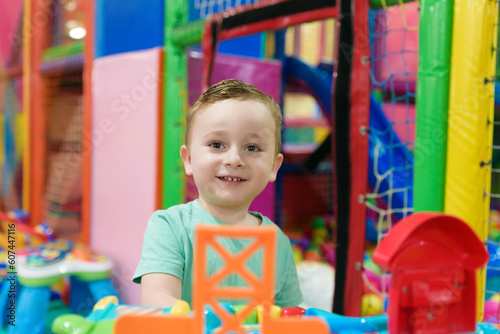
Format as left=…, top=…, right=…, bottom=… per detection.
left=193, top=225, right=276, bottom=310
left=115, top=225, right=329, bottom=334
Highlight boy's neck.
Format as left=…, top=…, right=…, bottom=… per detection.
left=197, top=198, right=260, bottom=227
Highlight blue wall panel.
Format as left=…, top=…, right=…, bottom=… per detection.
left=95, top=0, right=164, bottom=58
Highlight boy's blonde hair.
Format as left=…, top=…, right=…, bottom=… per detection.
left=185, top=79, right=282, bottom=155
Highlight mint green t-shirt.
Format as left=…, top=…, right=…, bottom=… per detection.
left=133, top=199, right=303, bottom=308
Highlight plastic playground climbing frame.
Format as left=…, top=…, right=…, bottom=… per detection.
left=116, top=225, right=330, bottom=334
left=362, top=0, right=499, bottom=322
left=162, top=0, right=337, bottom=209
left=28, top=0, right=95, bottom=243
left=0, top=0, right=25, bottom=214
left=164, top=0, right=500, bottom=322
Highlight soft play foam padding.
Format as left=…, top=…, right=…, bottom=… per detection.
left=91, top=47, right=162, bottom=304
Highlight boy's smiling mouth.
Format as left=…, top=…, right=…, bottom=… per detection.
left=217, top=176, right=246, bottom=182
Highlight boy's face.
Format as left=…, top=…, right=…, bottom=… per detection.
left=180, top=99, right=283, bottom=211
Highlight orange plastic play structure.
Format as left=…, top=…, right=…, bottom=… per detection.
left=115, top=225, right=329, bottom=333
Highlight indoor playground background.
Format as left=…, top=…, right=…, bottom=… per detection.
left=0, top=0, right=500, bottom=332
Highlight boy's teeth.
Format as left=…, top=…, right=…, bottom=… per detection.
left=222, top=176, right=241, bottom=181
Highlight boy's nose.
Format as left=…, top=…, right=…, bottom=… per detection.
left=223, top=148, right=245, bottom=167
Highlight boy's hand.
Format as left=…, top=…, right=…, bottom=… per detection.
left=140, top=273, right=182, bottom=308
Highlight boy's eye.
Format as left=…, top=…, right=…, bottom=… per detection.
left=209, top=142, right=223, bottom=149
left=245, top=145, right=261, bottom=152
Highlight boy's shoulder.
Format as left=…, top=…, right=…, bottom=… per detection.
left=152, top=200, right=195, bottom=217
left=150, top=200, right=210, bottom=228
left=252, top=212, right=291, bottom=244
left=162, top=200, right=198, bottom=215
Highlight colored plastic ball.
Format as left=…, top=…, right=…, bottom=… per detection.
left=361, top=293, right=383, bottom=316
left=170, top=299, right=191, bottom=316
left=292, top=246, right=304, bottom=263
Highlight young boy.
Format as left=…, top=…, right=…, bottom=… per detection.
left=133, top=79, right=303, bottom=308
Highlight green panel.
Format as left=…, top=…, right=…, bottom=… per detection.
left=371, top=0, right=416, bottom=9
left=163, top=0, right=189, bottom=208
left=171, top=20, right=205, bottom=47
left=42, top=40, right=83, bottom=61
left=19, top=274, right=64, bottom=287
left=285, top=128, right=315, bottom=145
left=413, top=0, right=453, bottom=212
left=260, top=32, right=268, bottom=59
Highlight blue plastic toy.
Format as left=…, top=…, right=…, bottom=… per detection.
left=0, top=240, right=120, bottom=334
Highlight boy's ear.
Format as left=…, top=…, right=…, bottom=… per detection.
left=180, top=145, right=193, bottom=176
left=269, top=153, right=284, bottom=182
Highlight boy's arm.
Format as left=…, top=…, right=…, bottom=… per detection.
left=274, top=239, right=304, bottom=308
left=140, top=273, right=182, bottom=308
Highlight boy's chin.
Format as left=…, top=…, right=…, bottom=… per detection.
left=204, top=197, right=254, bottom=209
left=215, top=200, right=251, bottom=208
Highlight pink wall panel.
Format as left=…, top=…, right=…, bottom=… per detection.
left=0, top=0, right=23, bottom=65
left=91, top=47, right=161, bottom=305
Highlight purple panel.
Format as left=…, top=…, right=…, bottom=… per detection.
left=40, top=54, right=84, bottom=73
left=187, top=49, right=282, bottom=220
left=187, top=49, right=282, bottom=103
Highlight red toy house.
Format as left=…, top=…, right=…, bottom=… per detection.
left=373, top=213, right=489, bottom=334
